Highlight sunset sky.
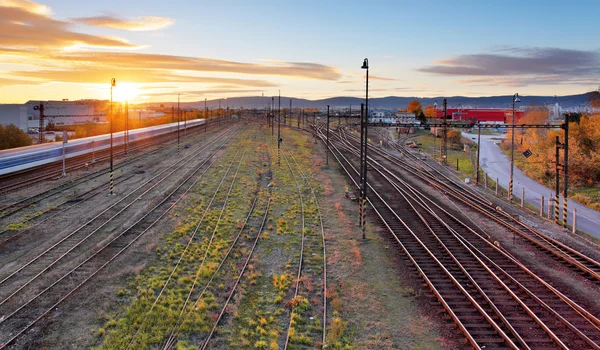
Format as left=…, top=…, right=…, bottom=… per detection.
left=1, top=0, right=599, bottom=103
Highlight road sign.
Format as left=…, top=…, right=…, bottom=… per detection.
left=523, top=149, right=532, bottom=158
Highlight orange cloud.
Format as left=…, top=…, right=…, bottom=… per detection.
left=10, top=68, right=278, bottom=87
left=71, top=15, right=174, bottom=31
left=0, top=6, right=138, bottom=49
left=0, top=0, right=50, bottom=15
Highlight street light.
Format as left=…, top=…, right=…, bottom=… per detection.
left=360, top=58, right=369, bottom=239
left=509, top=93, right=521, bottom=201
left=110, top=78, right=116, bottom=195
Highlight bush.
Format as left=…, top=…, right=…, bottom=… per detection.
left=0, top=124, right=33, bottom=149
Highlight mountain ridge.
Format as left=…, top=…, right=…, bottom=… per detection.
left=148, top=92, right=599, bottom=110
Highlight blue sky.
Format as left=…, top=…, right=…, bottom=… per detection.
left=0, top=0, right=598, bottom=103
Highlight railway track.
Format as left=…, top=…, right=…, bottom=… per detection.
left=125, top=146, right=247, bottom=348
left=347, top=126, right=600, bottom=283
left=0, top=119, right=223, bottom=196
left=0, top=124, right=243, bottom=349
left=316, top=124, right=600, bottom=349
left=0, top=120, right=222, bottom=216
left=281, top=142, right=328, bottom=349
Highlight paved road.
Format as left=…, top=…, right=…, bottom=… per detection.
left=463, top=131, right=600, bottom=238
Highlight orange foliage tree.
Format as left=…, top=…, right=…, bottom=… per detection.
left=505, top=107, right=600, bottom=186
left=424, top=105, right=437, bottom=118
left=407, top=100, right=422, bottom=115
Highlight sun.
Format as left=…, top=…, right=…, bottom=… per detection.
left=113, top=83, right=140, bottom=102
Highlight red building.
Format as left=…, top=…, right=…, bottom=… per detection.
left=434, top=108, right=525, bottom=123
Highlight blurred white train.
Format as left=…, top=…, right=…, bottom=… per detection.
left=0, top=119, right=205, bottom=176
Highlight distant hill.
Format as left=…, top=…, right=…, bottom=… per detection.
left=146, top=92, right=597, bottom=110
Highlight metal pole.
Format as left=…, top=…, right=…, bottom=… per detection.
left=271, top=97, right=274, bottom=138
left=278, top=90, right=281, bottom=166
left=555, top=136, right=560, bottom=224
left=521, top=187, right=525, bottom=208
left=540, top=196, right=544, bottom=217
left=359, top=103, right=364, bottom=227
left=443, top=98, right=447, bottom=164
left=509, top=93, right=518, bottom=202
left=572, top=208, right=577, bottom=233
left=548, top=196, right=552, bottom=219
left=204, top=98, right=207, bottom=132
left=38, top=103, right=44, bottom=144
left=476, top=123, right=481, bottom=184
left=362, top=61, right=369, bottom=240
left=326, top=105, right=330, bottom=166
left=177, top=94, right=180, bottom=154
left=441, top=98, right=447, bottom=164
left=495, top=178, right=498, bottom=196
left=563, top=113, right=569, bottom=228
left=62, top=131, right=66, bottom=177
left=125, top=100, right=129, bottom=155
left=110, top=78, right=115, bottom=195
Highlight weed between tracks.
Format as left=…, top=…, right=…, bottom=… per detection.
left=89, top=124, right=447, bottom=349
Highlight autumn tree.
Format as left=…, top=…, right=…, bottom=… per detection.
left=424, top=105, right=437, bottom=118
left=447, top=130, right=463, bottom=148
left=0, top=124, right=33, bottom=150
left=407, top=100, right=423, bottom=115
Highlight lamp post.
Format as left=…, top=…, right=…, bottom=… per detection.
left=360, top=58, right=369, bottom=239
left=110, top=78, right=116, bottom=195
left=509, top=93, right=521, bottom=201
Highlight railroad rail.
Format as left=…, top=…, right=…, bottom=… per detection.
left=0, top=124, right=243, bottom=348
left=314, top=123, right=600, bottom=348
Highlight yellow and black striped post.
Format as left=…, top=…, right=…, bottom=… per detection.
left=563, top=198, right=568, bottom=229
left=554, top=193, right=560, bottom=224
left=508, top=178, right=513, bottom=201
left=361, top=197, right=366, bottom=239
left=110, top=171, right=114, bottom=195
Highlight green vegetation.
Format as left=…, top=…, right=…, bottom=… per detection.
left=0, top=124, right=33, bottom=149
left=411, top=131, right=476, bottom=180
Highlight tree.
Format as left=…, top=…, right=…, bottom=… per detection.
left=0, top=124, right=33, bottom=150
left=447, top=130, right=462, bottom=148
left=590, top=87, right=600, bottom=109
left=416, top=111, right=427, bottom=124
left=424, top=105, right=437, bottom=118
left=407, top=100, right=423, bottom=115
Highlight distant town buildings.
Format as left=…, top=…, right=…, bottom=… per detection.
left=0, top=99, right=170, bottom=134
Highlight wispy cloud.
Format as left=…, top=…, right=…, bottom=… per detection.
left=11, top=68, right=278, bottom=86
left=370, top=75, right=397, bottom=81
left=71, top=15, right=174, bottom=31
left=0, top=4, right=138, bottom=49
left=0, top=0, right=50, bottom=15
left=5, top=51, right=341, bottom=81
left=419, top=47, right=600, bottom=87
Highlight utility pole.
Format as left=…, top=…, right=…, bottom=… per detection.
left=204, top=98, right=207, bottom=132
left=555, top=136, right=561, bottom=224
left=125, top=100, right=129, bottom=154
left=110, top=78, right=115, bottom=195
left=177, top=94, right=180, bottom=154
left=278, top=90, right=281, bottom=166
left=476, top=122, right=481, bottom=184
left=271, top=97, right=274, bottom=139
left=326, top=105, right=330, bottom=166
left=562, top=113, right=569, bottom=228
left=38, top=103, right=45, bottom=144
left=441, top=98, right=447, bottom=165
